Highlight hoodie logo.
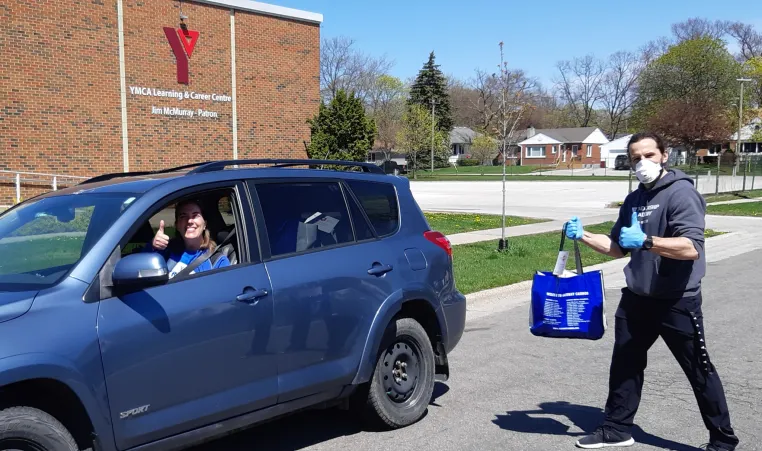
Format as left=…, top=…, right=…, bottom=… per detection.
left=632, top=205, right=660, bottom=225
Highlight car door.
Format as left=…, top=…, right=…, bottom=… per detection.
left=96, top=182, right=277, bottom=450
left=248, top=178, right=403, bottom=403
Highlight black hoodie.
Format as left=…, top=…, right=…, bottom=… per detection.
left=610, top=168, right=706, bottom=299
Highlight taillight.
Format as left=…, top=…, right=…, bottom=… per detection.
left=424, top=230, right=452, bottom=257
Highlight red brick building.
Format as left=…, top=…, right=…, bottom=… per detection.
left=517, top=127, right=610, bottom=168
left=1, top=0, right=322, bottom=205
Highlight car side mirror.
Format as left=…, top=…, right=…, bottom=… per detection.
left=112, top=252, right=169, bottom=289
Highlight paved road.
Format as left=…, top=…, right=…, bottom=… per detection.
left=192, top=251, right=761, bottom=451
left=410, top=178, right=761, bottom=221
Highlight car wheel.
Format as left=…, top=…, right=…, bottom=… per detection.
left=364, top=317, right=435, bottom=429
left=0, top=407, right=79, bottom=451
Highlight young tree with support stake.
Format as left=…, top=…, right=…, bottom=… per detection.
left=494, top=41, right=535, bottom=251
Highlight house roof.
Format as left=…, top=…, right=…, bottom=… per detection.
left=601, top=134, right=633, bottom=151
left=533, top=127, right=599, bottom=143
left=730, top=117, right=762, bottom=141
left=449, top=126, right=479, bottom=144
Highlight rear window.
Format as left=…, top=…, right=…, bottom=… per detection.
left=346, top=180, right=399, bottom=237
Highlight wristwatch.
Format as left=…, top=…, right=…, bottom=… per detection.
left=642, top=236, right=654, bottom=250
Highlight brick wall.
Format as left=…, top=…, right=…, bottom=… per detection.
left=0, top=0, right=319, bottom=205
left=521, top=143, right=602, bottom=166
left=1, top=0, right=123, bottom=202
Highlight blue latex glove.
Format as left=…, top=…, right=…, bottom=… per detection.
left=619, top=212, right=646, bottom=249
left=565, top=216, right=583, bottom=240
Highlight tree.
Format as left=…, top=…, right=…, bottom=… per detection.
left=671, top=18, right=727, bottom=42
left=600, top=51, right=642, bottom=138
left=305, top=89, right=377, bottom=162
left=320, top=36, right=393, bottom=104
left=725, top=22, right=762, bottom=61
left=494, top=43, right=535, bottom=164
left=366, top=75, right=407, bottom=160
left=408, top=52, right=454, bottom=132
left=554, top=54, right=606, bottom=127
left=632, top=37, right=742, bottom=154
left=396, top=104, right=450, bottom=179
left=470, top=132, right=498, bottom=171
left=744, top=57, right=762, bottom=110
left=646, top=98, right=733, bottom=157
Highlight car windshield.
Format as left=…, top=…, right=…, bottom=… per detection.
left=0, top=192, right=140, bottom=291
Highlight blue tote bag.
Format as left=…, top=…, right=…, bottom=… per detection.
left=529, top=226, right=607, bottom=340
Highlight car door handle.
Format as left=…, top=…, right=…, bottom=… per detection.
left=367, top=263, right=393, bottom=276
left=236, top=288, right=268, bottom=303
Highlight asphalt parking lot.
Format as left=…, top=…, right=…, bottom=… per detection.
left=193, top=250, right=761, bottom=451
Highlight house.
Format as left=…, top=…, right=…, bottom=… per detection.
left=367, top=126, right=492, bottom=167
left=517, top=126, right=610, bottom=167
left=600, top=134, right=632, bottom=168
left=729, top=117, right=762, bottom=154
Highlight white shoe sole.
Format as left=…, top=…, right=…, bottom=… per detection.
left=575, top=437, right=635, bottom=449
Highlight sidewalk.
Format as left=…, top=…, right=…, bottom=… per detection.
left=462, top=214, right=762, bottom=322
left=707, top=197, right=762, bottom=206
left=445, top=212, right=619, bottom=245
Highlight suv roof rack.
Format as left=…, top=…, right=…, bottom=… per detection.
left=78, top=162, right=211, bottom=185
left=187, top=159, right=385, bottom=175
left=78, top=158, right=385, bottom=186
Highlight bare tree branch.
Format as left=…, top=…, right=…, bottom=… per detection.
left=600, top=51, right=642, bottom=138
left=725, top=21, right=762, bottom=61
left=554, top=55, right=606, bottom=126
left=319, top=36, right=394, bottom=104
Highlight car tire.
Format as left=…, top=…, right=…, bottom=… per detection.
left=0, top=406, right=79, bottom=451
left=363, top=317, right=436, bottom=429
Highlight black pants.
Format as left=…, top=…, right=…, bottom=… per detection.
left=602, top=288, right=739, bottom=449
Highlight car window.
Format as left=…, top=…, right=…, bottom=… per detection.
left=346, top=193, right=375, bottom=241
left=346, top=180, right=400, bottom=238
left=121, top=188, right=244, bottom=278
left=255, top=181, right=354, bottom=257
left=0, top=193, right=139, bottom=291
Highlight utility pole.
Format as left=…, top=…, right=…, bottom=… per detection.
left=737, top=78, right=752, bottom=189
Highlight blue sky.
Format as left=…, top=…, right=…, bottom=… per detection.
left=274, top=0, right=760, bottom=89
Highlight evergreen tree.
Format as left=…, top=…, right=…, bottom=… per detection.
left=306, top=89, right=377, bottom=162
left=408, top=52, right=454, bottom=133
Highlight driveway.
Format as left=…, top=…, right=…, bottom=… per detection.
left=191, top=250, right=761, bottom=451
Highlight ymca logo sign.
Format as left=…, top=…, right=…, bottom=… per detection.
left=164, top=26, right=199, bottom=84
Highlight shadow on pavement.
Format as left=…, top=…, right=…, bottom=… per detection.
left=190, top=382, right=451, bottom=451
left=492, top=401, right=704, bottom=451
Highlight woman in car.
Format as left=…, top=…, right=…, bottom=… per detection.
left=149, top=199, right=230, bottom=278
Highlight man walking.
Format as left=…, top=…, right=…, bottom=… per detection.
left=565, top=132, right=739, bottom=450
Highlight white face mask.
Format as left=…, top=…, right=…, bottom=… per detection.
left=635, top=159, right=663, bottom=184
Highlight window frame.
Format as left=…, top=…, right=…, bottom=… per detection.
left=246, top=177, right=371, bottom=262
left=344, top=178, right=401, bottom=239
left=525, top=146, right=546, bottom=158
left=84, top=180, right=256, bottom=303
left=586, top=144, right=593, bottom=157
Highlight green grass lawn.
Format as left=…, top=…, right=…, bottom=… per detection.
left=706, top=201, right=762, bottom=217
left=429, top=165, right=542, bottom=175
left=423, top=212, right=547, bottom=236
left=452, top=222, right=726, bottom=295
left=703, top=189, right=762, bottom=204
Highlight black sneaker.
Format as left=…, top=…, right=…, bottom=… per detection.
left=575, top=426, right=635, bottom=449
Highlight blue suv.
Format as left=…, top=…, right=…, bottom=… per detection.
left=0, top=159, right=466, bottom=451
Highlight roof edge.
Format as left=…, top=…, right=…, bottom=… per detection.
left=194, top=0, right=323, bottom=24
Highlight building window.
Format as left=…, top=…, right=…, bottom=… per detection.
left=587, top=144, right=592, bottom=157
left=572, top=145, right=578, bottom=155
left=552, top=146, right=557, bottom=154
left=526, top=146, right=545, bottom=158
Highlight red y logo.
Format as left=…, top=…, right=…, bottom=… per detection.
left=164, top=27, right=200, bottom=84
